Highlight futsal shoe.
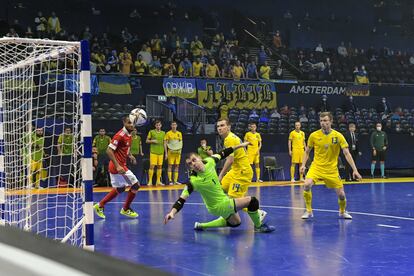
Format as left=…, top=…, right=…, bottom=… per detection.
left=256, top=179, right=263, bottom=183
left=339, top=211, right=352, bottom=219
left=254, top=223, right=275, bottom=233
left=194, top=222, right=204, bottom=231
left=291, top=179, right=295, bottom=183
left=258, top=209, right=268, bottom=224
left=301, top=211, right=314, bottom=219
left=93, top=203, right=106, bottom=219
left=120, top=208, right=139, bottom=218
left=169, top=181, right=174, bottom=185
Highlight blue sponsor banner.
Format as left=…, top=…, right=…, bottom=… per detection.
left=162, top=77, right=196, bottom=98
left=40, top=74, right=99, bottom=95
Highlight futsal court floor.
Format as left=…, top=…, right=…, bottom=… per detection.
left=28, top=178, right=413, bottom=275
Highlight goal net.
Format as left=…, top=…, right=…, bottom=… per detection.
left=0, top=37, right=93, bottom=249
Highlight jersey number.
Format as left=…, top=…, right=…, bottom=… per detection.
left=232, top=183, right=241, bottom=192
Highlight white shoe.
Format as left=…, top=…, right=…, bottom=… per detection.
left=258, top=209, right=267, bottom=223
left=257, top=179, right=263, bottom=183
left=291, top=179, right=296, bottom=183
left=194, top=222, right=203, bottom=231
left=339, top=211, right=352, bottom=219
left=301, top=211, right=314, bottom=219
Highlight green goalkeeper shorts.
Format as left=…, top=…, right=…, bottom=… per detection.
left=208, top=197, right=237, bottom=219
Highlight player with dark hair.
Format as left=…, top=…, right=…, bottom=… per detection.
left=94, top=116, right=140, bottom=219
left=164, top=142, right=275, bottom=233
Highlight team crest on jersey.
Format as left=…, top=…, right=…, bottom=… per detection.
left=332, top=137, right=338, bottom=144
left=113, top=140, right=118, bottom=145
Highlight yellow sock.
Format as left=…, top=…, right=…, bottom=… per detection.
left=290, top=165, right=296, bottom=180
left=255, top=167, right=260, bottom=181
left=168, top=171, right=172, bottom=182
left=174, top=171, right=179, bottom=183
left=303, top=190, right=313, bottom=213
left=156, top=169, right=162, bottom=184
left=338, top=198, right=347, bottom=213
left=148, top=169, right=154, bottom=184
left=35, top=172, right=41, bottom=188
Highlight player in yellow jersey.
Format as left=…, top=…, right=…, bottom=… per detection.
left=217, top=118, right=267, bottom=221
left=244, top=122, right=262, bottom=182
left=288, top=122, right=306, bottom=182
left=164, top=121, right=183, bottom=185
left=300, top=112, right=362, bottom=220
left=146, top=120, right=166, bottom=185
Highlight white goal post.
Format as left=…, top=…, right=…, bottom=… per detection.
left=0, top=37, right=93, bottom=250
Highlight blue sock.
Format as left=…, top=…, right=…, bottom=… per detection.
left=380, top=164, right=385, bottom=177
left=371, top=164, right=375, bottom=176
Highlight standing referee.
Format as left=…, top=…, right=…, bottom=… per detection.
left=370, top=122, right=388, bottom=178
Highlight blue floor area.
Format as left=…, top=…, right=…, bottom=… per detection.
left=93, top=182, right=414, bottom=275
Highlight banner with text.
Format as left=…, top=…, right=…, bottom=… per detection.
left=197, top=79, right=277, bottom=109
left=277, top=82, right=370, bottom=96
left=163, top=78, right=196, bottom=98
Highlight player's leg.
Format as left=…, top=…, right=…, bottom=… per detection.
left=335, top=187, right=352, bottom=219
left=220, top=171, right=232, bottom=193
left=148, top=153, right=156, bottom=185
left=380, top=151, right=386, bottom=178
left=302, top=169, right=316, bottom=219
left=173, top=154, right=180, bottom=184
left=298, top=150, right=305, bottom=181
left=254, top=154, right=262, bottom=182
left=167, top=162, right=173, bottom=185
left=371, top=150, right=377, bottom=178
left=156, top=154, right=163, bottom=185
left=120, top=171, right=140, bottom=218
left=94, top=174, right=126, bottom=219
left=35, top=161, right=42, bottom=188
left=234, top=196, right=275, bottom=232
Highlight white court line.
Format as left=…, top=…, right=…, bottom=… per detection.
left=101, top=201, right=414, bottom=222
left=377, top=224, right=401, bottom=229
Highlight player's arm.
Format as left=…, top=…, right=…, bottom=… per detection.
left=146, top=132, right=157, bottom=144
left=57, top=135, right=63, bottom=155
left=300, top=145, right=312, bottom=175
left=163, top=138, right=168, bottom=160
left=383, top=132, right=388, bottom=150
left=164, top=183, right=194, bottom=224
left=106, top=145, right=125, bottom=174
left=139, top=140, right=144, bottom=156
left=288, top=139, right=292, bottom=156
left=218, top=142, right=250, bottom=180
left=342, top=147, right=362, bottom=180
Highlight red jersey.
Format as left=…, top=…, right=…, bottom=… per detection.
left=108, top=127, right=132, bottom=174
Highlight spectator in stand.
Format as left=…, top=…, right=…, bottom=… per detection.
left=171, top=47, right=184, bottom=69
left=275, top=60, right=283, bottom=78
left=137, top=44, right=152, bottom=65
left=259, top=61, right=271, bottom=80
left=6, top=28, right=19, bottom=37
left=159, top=47, right=169, bottom=64
left=134, top=54, right=147, bottom=75
left=163, top=58, right=176, bottom=76
left=337, top=42, right=348, bottom=57
left=315, top=43, right=323, bottom=53
left=347, top=42, right=355, bottom=57
left=149, top=56, right=162, bottom=76
left=299, top=113, right=309, bottom=123
left=246, top=60, right=258, bottom=79
left=376, top=97, right=391, bottom=114
left=119, top=47, right=132, bottom=75
left=190, top=35, right=204, bottom=58
left=249, top=109, right=260, bottom=121
left=129, top=9, right=141, bottom=19
left=258, top=45, right=267, bottom=66
left=222, top=59, right=232, bottom=78
left=34, top=11, right=47, bottom=37
left=232, top=60, right=245, bottom=79
left=91, top=51, right=106, bottom=73
left=47, top=12, right=61, bottom=34
left=273, top=30, right=283, bottom=48
left=107, top=50, right=119, bottom=73
left=270, top=108, right=281, bottom=119
left=280, top=104, right=290, bottom=115
left=259, top=109, right=269, bottom=124
left=192, top=57, right=204, bottom=77
left=178, top=57, right=192, bottom=77
left=308, top=108, right=317, bottom=120
left=338, top=114, right=348, bottom=124
left=150, top=34, right=162, bottom=56
left=409, top=55, right=414, bottom=66
left=317, top=95, right=330, bottom=112
left=206, top=59, right=221, bottom=78
left=343, top=96, right=358, bottom=112
left=181, top=37, right=190, bottom=50
left=121, top=28, right=133, bottom=45
left=354, top=65, right=369, bottom=84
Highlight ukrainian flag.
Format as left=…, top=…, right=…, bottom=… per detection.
left=98, top=75, right=132, bottom=94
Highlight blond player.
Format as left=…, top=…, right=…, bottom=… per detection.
left=146, top=120, right=166, bottom=185
left=244, top=122, right=262, bottom=182
left=288, top=121, right=306, bottom=182
left=164, top=121, right=183, bottom=185
left=300, top=112, right=362, bottom=220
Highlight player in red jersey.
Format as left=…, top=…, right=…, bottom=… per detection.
left=93, top=116, right=140, bottom=219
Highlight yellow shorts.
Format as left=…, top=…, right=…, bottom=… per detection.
left=221, top=169, right=253, bottom=198
left=306, top=166, right=343, bottom=189
left=167, top=151, right=181, bottom=165
left=291, top=148, right=304, bottom=164
left=150, top=153, right=164, bottom=166
left=247, top=152, right=260, bottom=165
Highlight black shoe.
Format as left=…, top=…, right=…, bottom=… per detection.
left=381, top=176, right=387, bottom=179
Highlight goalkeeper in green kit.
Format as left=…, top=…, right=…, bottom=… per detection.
left=164, top=142, right=275, bottom=233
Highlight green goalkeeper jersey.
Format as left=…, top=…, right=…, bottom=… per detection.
left=181, top=155, right=228, bottom=212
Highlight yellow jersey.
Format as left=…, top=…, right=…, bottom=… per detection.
left=289, top=130, right=305, bottom=150
left=192, top=62, right=203, bottom=77
left=308, top=129, right=348, bottom=173
left=244, top=131, right=262, bottom=154
left=164, top=130, right=182, bottom=142
left=260, top=65, right=270, bottom=79
left=206, top=64, right=219, bottom=78
left=224, top=132, right=250, bottom=172
left=232, top=65, right=244, bottom=78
